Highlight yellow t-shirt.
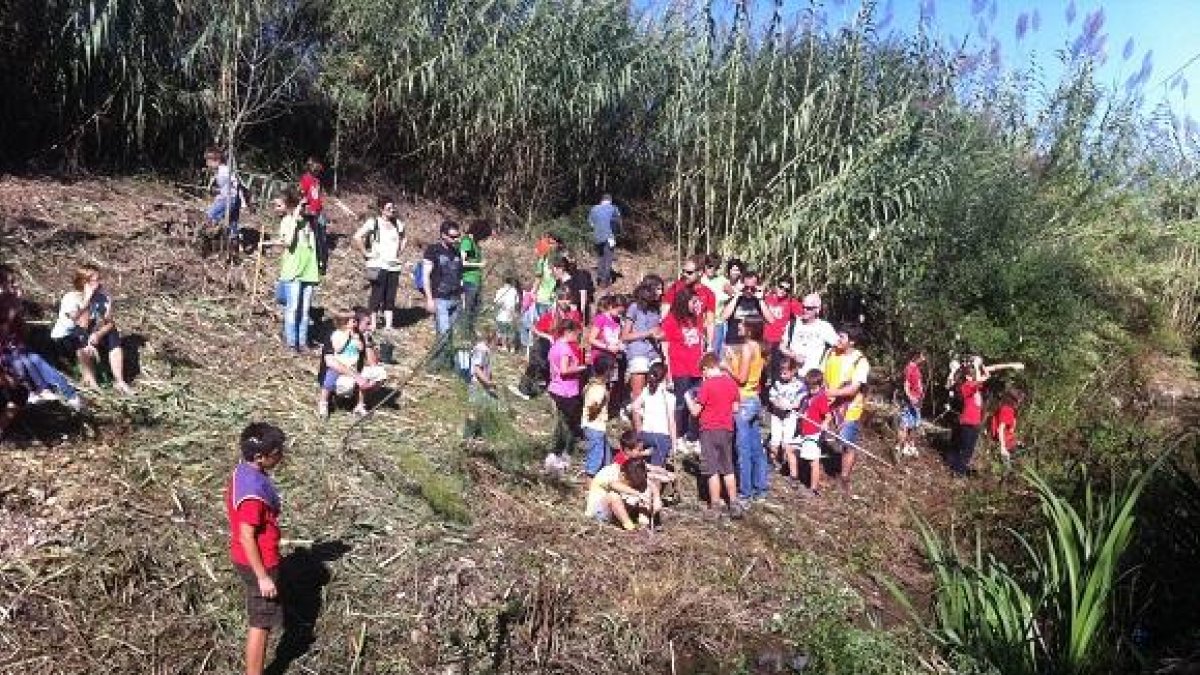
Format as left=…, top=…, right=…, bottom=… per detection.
left=728, top=345, right=764, bottom=398
left=823, top=349, right=869, bottom=421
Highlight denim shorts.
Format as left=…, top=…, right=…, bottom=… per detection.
left=899, top=403, right=921, bottom=430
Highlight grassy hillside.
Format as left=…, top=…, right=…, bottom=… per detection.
left=0, top=175, right=1029, bottom=674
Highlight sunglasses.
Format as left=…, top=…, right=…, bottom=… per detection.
left=803, top=305, right=819, bottom=311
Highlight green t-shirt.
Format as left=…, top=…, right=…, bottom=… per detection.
left=535, top=256, right=557, bottom=304
left=461, top=235, right=482, bottom=286
left=278, top=215, right=321, bottom=283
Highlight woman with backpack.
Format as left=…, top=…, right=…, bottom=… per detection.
left=353, top=196, right=407, bottom=330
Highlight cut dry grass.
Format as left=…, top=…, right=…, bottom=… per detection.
left=1, top=176, right=950, bottom=673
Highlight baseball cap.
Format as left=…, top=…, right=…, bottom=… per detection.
left=802, top=293, right=822, bottom=309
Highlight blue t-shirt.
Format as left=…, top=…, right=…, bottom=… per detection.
left=624, top=304, right=661, bottom=361
left=589, top=202, right=620, bottom=242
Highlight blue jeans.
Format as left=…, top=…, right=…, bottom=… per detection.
left=282, top=280, right=315, bottom=348
left=640, top=431, right=673, bottom=467
left=206, top=195, right=241, bottom=239
left=462, top=282, right=480, bottom=330
left=594, top=241, right=615, bottom=287
left=584, top=428, right=610, bottom=476
left=434, top=297, right=461, bottom=336
left=711, top=323, right=726, bottom=356
left=4, top=349, right=77, bottom=399
left=735, top=395, right=769, bottom=499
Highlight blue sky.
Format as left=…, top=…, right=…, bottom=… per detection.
left=811, top=0, right=1200, bottom=133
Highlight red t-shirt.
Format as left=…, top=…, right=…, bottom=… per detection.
left=300, top=172, right=323, bottom=216
left=762, top=293, right=799, bottom=343
left=660, top=314, right=704, bottom=378
left=991, top=404, right=1017, bottom=448
left=959, top=380, right=983, bottom=426
left=225, top=484, right=281, bottom=569
left=904, top=360, right=924, bottom=401
left=663, top=280, right=716, bottom=318
left=696, top=373, right=740, bottom=431
left=534, top=309, right=583, bottom=336
left=799, top=390, right=831, bottom=436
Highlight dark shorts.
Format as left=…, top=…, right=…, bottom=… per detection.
left=235, top=564, right=283, bottom=629
left=699, top=429, right=735, bottom=476
left=57, top=327, right=121, bottom=353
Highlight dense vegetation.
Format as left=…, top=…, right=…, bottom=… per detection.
left=4, top=0, right=1199, bottom=671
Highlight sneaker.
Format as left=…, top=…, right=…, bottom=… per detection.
left=727, top=502, right=746, bottom=519
left=316, top=401, right=329, bottom=419
left=28, top=390, right=56, bottom=405
left=736, top=498, right=753, bottom=512
left=543, top=453, right=564, bottom=472
left=65, top=396, right=84, bottom=412
left=507, top=384, right=532, bottom=401
left=352, top=404, right=369, bottom=418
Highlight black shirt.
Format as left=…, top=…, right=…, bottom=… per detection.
left=566, top=270, right=595, bottom=319
left=724, top=294, right=764, bottom=346
left=423, top=242, right=464, bottom=299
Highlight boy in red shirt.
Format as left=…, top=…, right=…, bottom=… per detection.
left=226, top=422, right=287, bottom=675
left=788, top=369, right=831, bottom=496
left=686, top=353, right=743, bottom=518
left=299, top=156, right=330, bottom=275
left=990, top=388, right=1023, bottom=466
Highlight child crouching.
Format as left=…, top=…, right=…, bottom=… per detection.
left=583, top=457, right=662, bottom=531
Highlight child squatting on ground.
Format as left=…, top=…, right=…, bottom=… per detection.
left=225, top=422, right=287, bottom=675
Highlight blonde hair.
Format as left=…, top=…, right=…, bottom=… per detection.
left=72, top=263, right=100, bottom=291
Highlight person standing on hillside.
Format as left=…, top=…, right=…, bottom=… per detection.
left=823, top=326, right=870, bottom=494
left=352, top=196, right=406, bottom=331
left=273, top=189, right=321, bottom=355
left=897, top=349, right=926, bottom=458
left=533, top=233, right=561, bottom=318
left=298, top=156, right=330, bottom=276
left=460, top=220, right=486, bottom=331
left=226, top=422, right=287, bottom=675
left=422, top=221, right=465, bottom=372
left=204, top=147, right=243, bottom=246
left=662, top=255, right=716, bottom=349
left=686, top=353, right=743, bottom=518
left=783, top=293, right=838, bottom=375
left=661, top=287, right=705, bottom=449
left=719, top=270, right=764, bottom=356
left=590, top=194, right=621, bottom=288
left=700, top=255, right=736, bottom=356
left=761, top=278, right=800, bottom=384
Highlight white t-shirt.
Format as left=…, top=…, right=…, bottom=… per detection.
left=785, top=318, right=838, bottom=374
left=51, top=291, right=110, bottom=339
left=494, top=285, right=519, bottom=323
left=355, top=217, right=405, bottom=271
left=635, top=386, right=676, bottom=436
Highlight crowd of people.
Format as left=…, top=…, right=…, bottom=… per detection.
left=0, top=162, right=1030, bottom=675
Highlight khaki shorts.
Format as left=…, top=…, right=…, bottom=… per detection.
left=235, top=564, right=283, bottom=629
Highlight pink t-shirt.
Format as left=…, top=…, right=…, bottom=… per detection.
left=590, top=313, right=622, bottom=363
left=547, top=338, right=583, bottom=397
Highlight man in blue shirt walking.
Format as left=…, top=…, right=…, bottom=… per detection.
left=589, top=194, right=621, bottom=289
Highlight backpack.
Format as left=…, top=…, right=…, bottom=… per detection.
left=363, top=217, right=381, bottom=253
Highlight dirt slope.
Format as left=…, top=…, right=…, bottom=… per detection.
left=0, top=175, right=981, bottom=674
